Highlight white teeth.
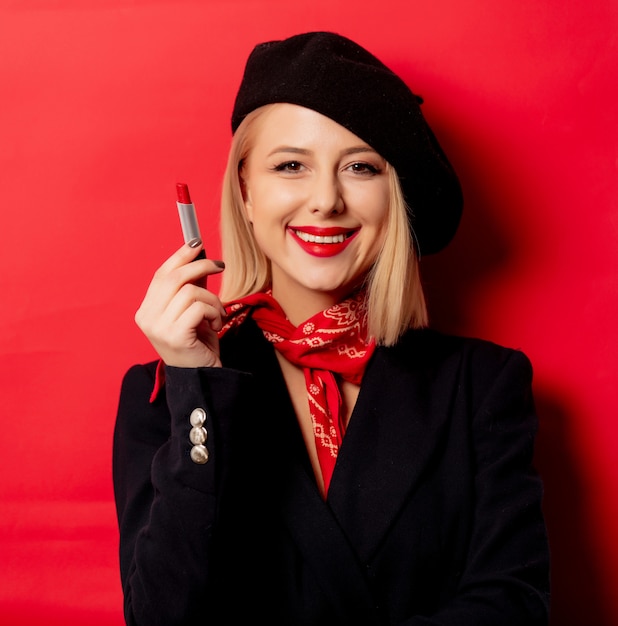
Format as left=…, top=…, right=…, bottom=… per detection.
left=294, top=230, right=347, bottom=244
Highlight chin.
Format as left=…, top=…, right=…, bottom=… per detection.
left=307, top=282, right=356, bottom=300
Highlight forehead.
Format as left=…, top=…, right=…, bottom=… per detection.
left=249, top=103, right=372, bottom=151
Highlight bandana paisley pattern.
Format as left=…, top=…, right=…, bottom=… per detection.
left=220, top=290, right=375, bottom=495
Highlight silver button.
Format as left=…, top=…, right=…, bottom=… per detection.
left=189, top=407, right=207, bottom=427
left=190, top=444, right=209, bottom=464
left=189, top=426, right=208, bottom=445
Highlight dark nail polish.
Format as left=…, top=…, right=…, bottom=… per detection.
left=213, top=260, right=226, bottom=269
left=188, top=238, right=202, bottom=248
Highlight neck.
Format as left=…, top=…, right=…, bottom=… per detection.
left=270, top=283, right=356, bottom=327
left=268, top=262, right=368, bottom=325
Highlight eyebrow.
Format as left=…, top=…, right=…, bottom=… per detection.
left=267, top=145, right=379, bottom=158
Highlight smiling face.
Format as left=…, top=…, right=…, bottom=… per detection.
left=240, top=103, right=390, bottom=317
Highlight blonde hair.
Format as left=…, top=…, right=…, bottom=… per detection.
left=219, top=105, right=428, bottom=346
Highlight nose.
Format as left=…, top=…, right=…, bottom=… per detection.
left=309, top=170, right=344, bottom=216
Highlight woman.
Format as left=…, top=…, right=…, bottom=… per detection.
left=113, top=31, right=550, bottom=625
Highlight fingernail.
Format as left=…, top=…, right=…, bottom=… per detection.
left=188, top=238, right=202, bottom=248
left=213, top=260, right=225, bottom=269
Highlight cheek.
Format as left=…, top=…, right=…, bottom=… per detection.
left=247, top=183, right=301, bottom=223
left=363, top=192, right=390, bottom=252
left=367, top=224, right=388, bottom=260
left=349, top=180, right=389, bottom=211
left=359, top=189, right=390, bottom=231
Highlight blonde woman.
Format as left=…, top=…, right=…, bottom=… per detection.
left=113, top=31, right=550, bottom=626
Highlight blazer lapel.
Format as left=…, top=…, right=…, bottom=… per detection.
left=327, top=330, right=459, bottom=562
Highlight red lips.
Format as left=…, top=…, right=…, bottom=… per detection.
left=289, top=226, right=359, bottom=258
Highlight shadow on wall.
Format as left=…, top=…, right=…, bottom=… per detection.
left=534, top=389, right=610, bottom=626
left=418, top=125, right=611, bottom=626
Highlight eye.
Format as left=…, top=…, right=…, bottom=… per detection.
left=347, top=162, right=381, bottom=175
left=273, top=161, right=304, bottom=172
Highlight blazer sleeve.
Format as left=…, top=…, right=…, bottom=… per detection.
left=112, top=362, right=252, bottom=626
left=406, top=347, right=550, bottom=625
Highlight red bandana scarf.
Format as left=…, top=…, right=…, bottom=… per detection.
left=220, top=290, right=376, bottom=495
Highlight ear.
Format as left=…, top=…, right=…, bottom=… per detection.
left=239, top=171, right=254, bottom=222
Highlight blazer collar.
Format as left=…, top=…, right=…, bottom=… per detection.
left=225, top=321, right=459, bottom=564
left=326, top=331, right=459, bottom=562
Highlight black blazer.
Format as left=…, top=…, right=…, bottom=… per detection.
left=113, top=322, right=550, bottom=625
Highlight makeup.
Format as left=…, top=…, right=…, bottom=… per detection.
left=289, top=226, right=359, bottom=258
left=176, top=183, right=206, bottom=259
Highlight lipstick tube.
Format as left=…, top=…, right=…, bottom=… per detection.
left=176, top=183, right=206, bottom=259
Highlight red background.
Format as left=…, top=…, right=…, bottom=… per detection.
left=1, top=1, right=616, bottom=624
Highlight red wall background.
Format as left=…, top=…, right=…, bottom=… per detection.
left=0, top=1, right=616, bottom=624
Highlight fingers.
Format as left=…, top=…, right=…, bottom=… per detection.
left=161, top=282, right=227, bottom=330
left=134, top=242, right=227, bottom=367
left=177, top=300, right=225, bottom=337
left=158, top=239, right=206, bottom=272
left=155, top=299, right=222, bottom=351
left=140, top=243, right=223, bottom=313
left=153, top=241, right=222, bottom=285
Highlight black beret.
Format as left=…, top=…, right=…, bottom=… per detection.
left=231, top=31, right=463, bottom=256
